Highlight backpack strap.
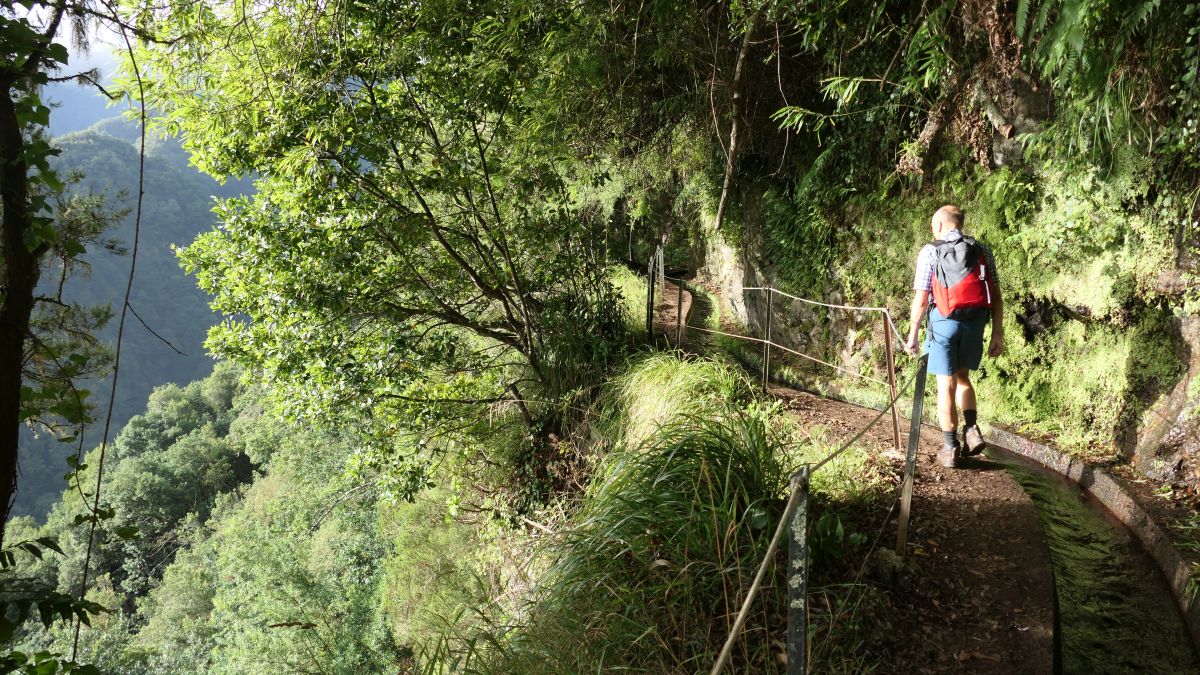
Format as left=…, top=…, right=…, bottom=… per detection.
left=931, top=236, right=976, bottom=248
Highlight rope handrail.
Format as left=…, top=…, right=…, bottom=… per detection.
left=811, top=357, right=925, bottom=473
left=746, top=286, right=908, bottom=347
left=708, top=355, right=928, bottom=675
left=685, top=324, right=890, bottom=387
left=771, top=341, right=890, bottom=388
left=687, top=323, right=769, bottom=345
left=657, top=275, right=907, bottom=406
left=744, top=285, right=888, bottom=313
left=883, top=310, right=905, bottom=347
left=669, top=280, right=908, bottom=347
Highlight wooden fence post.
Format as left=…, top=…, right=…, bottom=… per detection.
left=646, top=256, right=656, bottom=344
left=896, top=356, right=929, bottom=557
left=656, top=245, right=665, bottom=305
left=676, top=280, right=684, bottom=345
left=882, top=312, right=902, bottom=453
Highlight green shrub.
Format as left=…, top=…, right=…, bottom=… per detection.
left=610, top=264, right=649, bottom=336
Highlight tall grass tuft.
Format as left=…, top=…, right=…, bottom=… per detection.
left=610, top=264, right=649, bottom=336
left=486, top=409, right=799, bottom=672
left=425, top=356, right=891, bottom=673
left=593, top=352, right=754, bottom=451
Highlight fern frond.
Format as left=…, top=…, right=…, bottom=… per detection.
left=796, top=142, right=841, bottom=196
left=1032, top=0, right=1058, bottom=36
left=1016, top=0, right=1032, bottom=39
left=1058, top=48, right=1080, bottom=85
left=1112, top=0, right=1160, bottom=62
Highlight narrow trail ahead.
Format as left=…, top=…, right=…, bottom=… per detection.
left=653, top=279, right=1055, bottom=673
left=774, top=389, right=1056, bottom=672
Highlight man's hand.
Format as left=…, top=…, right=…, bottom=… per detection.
left=904, top=334, right=920, bottom=356
left=988, top=332, right=1004, bottom=358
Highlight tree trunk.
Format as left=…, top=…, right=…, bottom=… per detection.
left=0, top=83, right=45, bottom=547
left=713, top=14, right=757, bottom=234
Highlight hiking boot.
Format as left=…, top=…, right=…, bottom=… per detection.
left=938, top=443, right=959, bottom=468
left=963, top=425, right=986, bottom=456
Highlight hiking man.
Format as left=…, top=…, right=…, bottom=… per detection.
left=903, top=205, right=1004, bottom=468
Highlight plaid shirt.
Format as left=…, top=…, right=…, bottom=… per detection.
left=913, top=230, right=1000, bottom=295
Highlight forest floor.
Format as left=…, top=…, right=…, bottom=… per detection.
left=653, top=279, right=1056, bottom=673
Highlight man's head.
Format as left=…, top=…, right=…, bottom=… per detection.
left=931, top=205, right=964, bottom=238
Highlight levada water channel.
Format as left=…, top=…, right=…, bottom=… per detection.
left=989, top=449, right=1199, bottom=673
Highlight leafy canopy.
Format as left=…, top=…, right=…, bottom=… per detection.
left=135, top=0, right=626, bottom=491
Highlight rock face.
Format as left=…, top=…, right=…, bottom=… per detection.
left=697, top=226, right=753, bottom=327
left=989, top=70, right=1053, bottom=169
left=695, top=214, right=895, bottom=400
left=1132, top=316, right=1200, bottom=488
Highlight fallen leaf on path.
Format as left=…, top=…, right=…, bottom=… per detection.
left=955, top=650, right=1002, bottom=662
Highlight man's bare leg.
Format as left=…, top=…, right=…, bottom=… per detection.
left=936, top=374, right=960, bottom=467
left=937, top=373, right=959, bottom=433
left=954, top=368, right=975, bottom=413
left=956, top=368, right=986, bottom=453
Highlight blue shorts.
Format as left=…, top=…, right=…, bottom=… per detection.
left=925, top=307, right=988, bottom=376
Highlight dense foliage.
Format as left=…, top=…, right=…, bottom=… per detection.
left=10, top=355, right=894, bottom=672
left=5, top=0, right=1200, bottom=670
left=132, top=0, right=632, bottom=504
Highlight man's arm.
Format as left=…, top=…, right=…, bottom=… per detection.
left=988, top=286, right=1004, bottom=357
left=905, top=290, right=930, bottom=355
left=983, top=245, right=1004, bottom=357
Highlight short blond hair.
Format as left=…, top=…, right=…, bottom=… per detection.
left=933, top=205, right=964, bottom=229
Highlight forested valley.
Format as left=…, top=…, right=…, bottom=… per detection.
left=2, top=0, right=1199, bottom=673
left=14, top=114, right=248, bottom=520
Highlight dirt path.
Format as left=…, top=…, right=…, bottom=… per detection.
left=652, top=278, right=698, bottom=348
left=774, top=389, right=1056, bottom=673
left=655, top=278, right=1057, bottom=673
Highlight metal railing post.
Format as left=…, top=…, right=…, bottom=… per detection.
left=762, top=287, right=774, bottom=389
left=895, top=356, right=929, bottom=557
left=882, top=312, right=902, bottom=453
left=646, top=256, right=656, bottom=344
left=675, top=279, right=684, bottom=345
left=788, top=465, right=811, bottom=675
left=656, top=245, right=665, bottom=305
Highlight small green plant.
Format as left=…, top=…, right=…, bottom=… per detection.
left=1171, top=513, right=1200, bottom=553
left=810, top=511, right=868, bottom=571
left=1187, top=563, right=1200, bottom=603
